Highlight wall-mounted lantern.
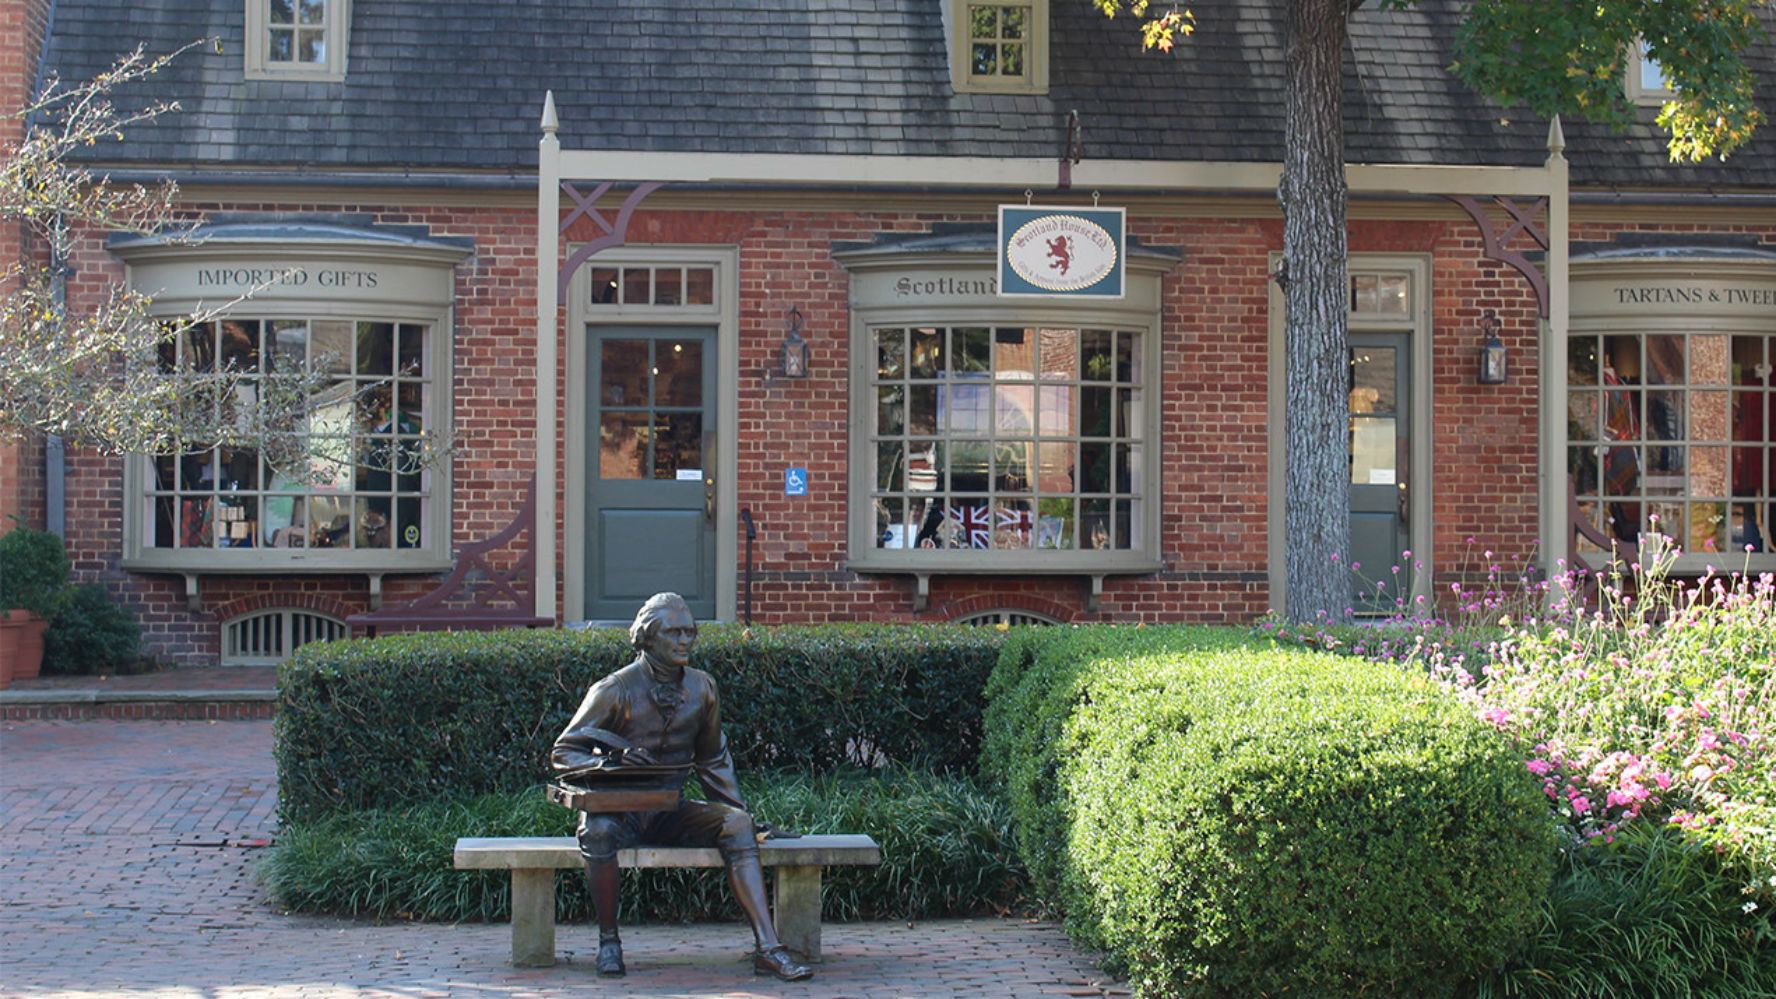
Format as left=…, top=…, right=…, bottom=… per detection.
left=1476, top=311, right=1507, bottom=385
left=780, top=305, right=809, bottom=380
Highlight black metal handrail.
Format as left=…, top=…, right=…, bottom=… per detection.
left=739, top=508, right=757, bottom=626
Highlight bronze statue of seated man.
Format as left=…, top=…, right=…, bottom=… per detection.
left=552, top=592, right=813, bottom=982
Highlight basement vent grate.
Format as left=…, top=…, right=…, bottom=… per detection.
left=952, top=609, right=1061, bottom=628
left=222, top=608, right=348, bottom=666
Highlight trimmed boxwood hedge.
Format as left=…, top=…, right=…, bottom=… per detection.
left=275, top=623, right=1001, bottom=824
left=981, top=626, right=1554, bottom=998
left=262, top=769, right=1026, bottom=925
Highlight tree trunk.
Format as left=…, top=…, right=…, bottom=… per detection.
left=1279, top=0, right=1352, bottom=624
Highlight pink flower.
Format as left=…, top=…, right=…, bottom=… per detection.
left=1571, top=796, right=1592, bottom=815
left=1525, top=759, right=1552, bottom=776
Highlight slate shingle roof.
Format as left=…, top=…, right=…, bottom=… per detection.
left=37, top=0, right=1776, bottom=189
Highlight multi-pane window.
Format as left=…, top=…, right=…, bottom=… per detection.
left=268, top=0, right=330, bottom=65
left=1568, top=331, right=1774, bottom=556
left=870, top=325, right=1143, bottom=553
left=1351, top=271, right=1410, bottom=315
left=588, top=265, right=716, bottom=307
left=246, top=0, right=347, bottom=79
left=147, top=318, right=433, bottom=553
left=1627, top=39, right=1673, bottom=106
left=969, top=4, right=1030, bottom=80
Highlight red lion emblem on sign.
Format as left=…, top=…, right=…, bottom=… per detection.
left=1046, top=235, right=1072, bottom=275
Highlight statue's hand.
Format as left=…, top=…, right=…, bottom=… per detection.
left=754, top=820, right=802, bottom=841
left=620, top=745, right=656, bottom=766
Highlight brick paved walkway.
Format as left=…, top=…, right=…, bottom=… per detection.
left=0, top=717, right=1126, bottom=998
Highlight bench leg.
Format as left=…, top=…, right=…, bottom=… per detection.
left=509, top=868, right=557, bottom=967
left=772, top=864, right=824, bottom=962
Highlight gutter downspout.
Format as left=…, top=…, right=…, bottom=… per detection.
left=33, top=0, right=67, bottom=538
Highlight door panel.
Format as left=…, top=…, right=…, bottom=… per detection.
left=1349, top=334, right=1409, bottom=613
left=586, top=327, right=717, bottom=621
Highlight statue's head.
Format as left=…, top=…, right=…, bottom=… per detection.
left=630, top=592, right=695, bottom=651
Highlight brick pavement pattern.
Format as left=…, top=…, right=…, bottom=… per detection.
left=0, top=718, right=1128, bottom=998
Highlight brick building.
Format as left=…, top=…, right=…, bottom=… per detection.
left=5, top=0, right=1773, bottom=666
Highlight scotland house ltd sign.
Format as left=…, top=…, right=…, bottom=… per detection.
left=998, top=206, right=1125, bottom=299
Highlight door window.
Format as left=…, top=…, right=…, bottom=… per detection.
left=598, top=338, right=705, bottom=482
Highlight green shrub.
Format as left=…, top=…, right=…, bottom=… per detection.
left=261, top=769, right=1026, bottom=924
left=979, top=625, right=1247, bottom=908
left=1482, top=824, right=1776, bottom=999
left=275, top=623, right=1002, bottom=824
left=0, top=525, right=71, bottom=620
left=982, top=626, right=1553, bottom=997
left=43, top=584, right=140, bottom=674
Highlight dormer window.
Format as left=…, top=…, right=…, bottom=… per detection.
left=1626, top=39, right=1672, bottom=107
left=949, top=0, right=1048, bottom=94
left=246, top=0, right=349, bottom=81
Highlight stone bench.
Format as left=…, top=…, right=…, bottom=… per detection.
left=453, top=833, right=882, bottom=967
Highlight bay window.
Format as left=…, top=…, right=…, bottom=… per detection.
left=1569, top=330, right=1774, bottom=558
left=147, top=316, right=435, bottom=555
left=112, top=223, right=470, bottom=577
left=838, top=234, right=1173, bottom=583
left=1569, top=254, right=1776, bottom=571
left=870, top=324, right=1144, bottom=554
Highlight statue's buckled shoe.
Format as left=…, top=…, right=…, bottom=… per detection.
left=596, top=938, right=625, bottom=977
left=753, top=945, right=813, bottom=981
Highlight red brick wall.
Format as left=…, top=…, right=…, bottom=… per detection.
left=45, top=192, right=1776, bottom=664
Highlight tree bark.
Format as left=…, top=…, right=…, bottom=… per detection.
left=1279, top=0, right=1352, bottom=623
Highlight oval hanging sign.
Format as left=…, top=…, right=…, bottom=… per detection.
left=998, top=206, right=1125, bottom=298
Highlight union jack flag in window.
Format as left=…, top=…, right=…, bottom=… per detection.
left=944, top=504, right=994, bottom=548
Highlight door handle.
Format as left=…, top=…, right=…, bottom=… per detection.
left=1396, top=443, right=1409, bottom=523
left=702, top=432, right=716, bottom=528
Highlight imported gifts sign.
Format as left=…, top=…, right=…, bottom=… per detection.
left=998, top=206, right=1125, bottom=298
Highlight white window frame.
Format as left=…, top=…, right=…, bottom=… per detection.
left=245, top=0, right=350, bottom=81
left=111, top=228, right=469, bottom=580
left=1626, top=39, right=1673, bottom=107
left=838, top=243, right=1171, bottom=582
left=1568, top=255, right=1776, bottom=575
left=946, top=0, right=1049, bottom=94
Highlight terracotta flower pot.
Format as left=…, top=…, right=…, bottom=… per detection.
left=0, top=610, right=50, bottom=687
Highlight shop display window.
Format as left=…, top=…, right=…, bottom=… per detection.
left=869, top=325, right=1144, bottom=554
left=1568, top=331, right=1774, bottom=557
left=144, top=317, right=435, bottom=556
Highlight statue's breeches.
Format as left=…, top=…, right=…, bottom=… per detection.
left=578, top=800, right=755, bottom=862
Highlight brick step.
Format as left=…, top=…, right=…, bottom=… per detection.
left=0, top=689, right=276, bottom=720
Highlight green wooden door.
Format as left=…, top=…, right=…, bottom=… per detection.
left=585, top=327, right=718, bottom=622
left=1348, top=333, right=1410, bottom=614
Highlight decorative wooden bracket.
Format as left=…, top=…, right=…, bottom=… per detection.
left=556, top=181, right=667, bottom=304
left=1444, top=195, right=1551, bottom=319
left=346, top=475, right=551, bottom=636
